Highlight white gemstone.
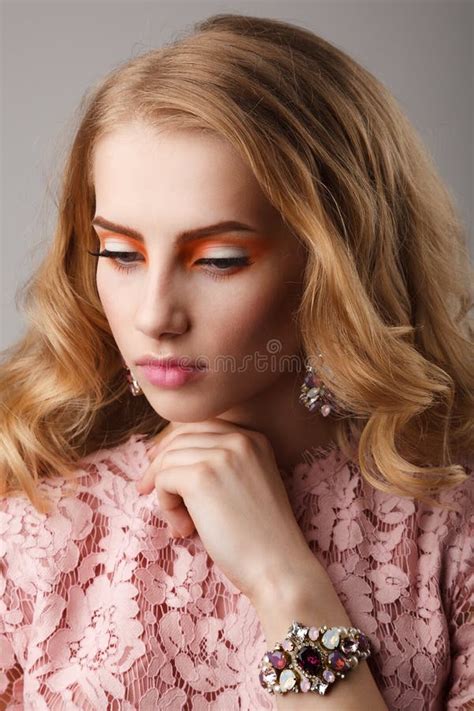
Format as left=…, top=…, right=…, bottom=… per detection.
left=313, top=678, right=330, bottom=695
left=282, top=639, right=293, bottom=651
left=290, top=622, right=300, bottom=635
left=322, top=627, right=340, bottom=649
left=279, top=669, right=296, bottom=691
left=308, top=626, right=319, bottom=640
left=300, top=676, right=311, bottom=693
left=323, top=669, right=336, bottom=683
left=307, top=387, right=320, bottom=397
left=263, top=668, right=277, bottom=684
left=297, top=626, right=309, bottom=640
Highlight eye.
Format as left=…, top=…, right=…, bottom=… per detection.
left=87, top=249, right=144, bottom=273
left=87, top=249, right=253, bottom=279
left=194, top=256, right=253, bottom=279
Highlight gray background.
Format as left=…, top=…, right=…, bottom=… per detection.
left=1, top=0, right=472, bottom=350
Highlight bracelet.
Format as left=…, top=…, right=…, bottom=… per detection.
left=258, top=620, right=372, bottom=696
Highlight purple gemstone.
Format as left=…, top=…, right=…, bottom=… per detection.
left=357, top=634, right=370, bottom=655
left=296, top=645, right=323, bottom=675
left=304, top=374, right=314, bottom=386
left=328, top=650, right=348, bottom=672
left=268, top=650, right=288, bottom=670
left=340, top=637, right=358, bottom=654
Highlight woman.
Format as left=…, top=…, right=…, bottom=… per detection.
left=0, top=12, right=472, bottom=711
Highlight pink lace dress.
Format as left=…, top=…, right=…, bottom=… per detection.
left=0, top=432, right=472, bottom=710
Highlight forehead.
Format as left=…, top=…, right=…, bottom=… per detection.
left=92, top=124, right=266, bottom=208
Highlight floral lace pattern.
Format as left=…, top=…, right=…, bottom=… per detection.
left=1, top=433, right=472, bottom=710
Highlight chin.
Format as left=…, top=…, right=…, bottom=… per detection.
left=145, top=394, right=221, bottom=423
left=142, top=377, right=258, bottom=423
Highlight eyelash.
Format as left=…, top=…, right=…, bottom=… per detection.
left=87, top=249, right=253, bottom=280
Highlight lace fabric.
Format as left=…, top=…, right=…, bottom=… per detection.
left=0, top=432, right=472, bottom=710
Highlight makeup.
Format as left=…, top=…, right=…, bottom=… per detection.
left=139, top=362, right=207, bottom=388
left=95, top=235, right=147, bottom=260
left=179, top=235, right=271, bottom=269
left=89, top=229, right=273, bottom=277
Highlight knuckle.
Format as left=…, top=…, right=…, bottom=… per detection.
left=219, top=447, right=236, bottom=467
left=228, top=431, right=252, bottom=453
left=254, top=430, right=270, bottom=452
left=194, top=461, right=216, bottom=487
left=253, top=430, right=266, bottom=444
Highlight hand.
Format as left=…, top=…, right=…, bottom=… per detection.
left=136, top=418, right=319, bottom=604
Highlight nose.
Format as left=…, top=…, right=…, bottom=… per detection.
left=133, top=266, right=189, bottom=338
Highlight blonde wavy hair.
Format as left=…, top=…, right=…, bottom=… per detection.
left=1, top=13, right=472, bottom=516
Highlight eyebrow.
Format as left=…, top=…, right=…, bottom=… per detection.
left=90, top=216, right=258, bottom=244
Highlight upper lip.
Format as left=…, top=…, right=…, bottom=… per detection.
left=135, top=354, right=205, bottom=369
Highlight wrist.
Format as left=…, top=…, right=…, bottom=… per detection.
left=252, top=551, right=331, bottom=611
left=252, top=557, right=353, bottom=645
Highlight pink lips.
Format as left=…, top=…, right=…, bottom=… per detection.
left=138, top=363, right=207, bottom=388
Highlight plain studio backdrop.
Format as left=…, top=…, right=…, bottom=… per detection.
left=1, top=0, right=472, bottom=349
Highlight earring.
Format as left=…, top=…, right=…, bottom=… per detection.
left=299, top=354, right=339, bottom=416
left=123, top=363, right=143, bottom=396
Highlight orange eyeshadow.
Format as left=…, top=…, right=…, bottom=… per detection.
left=99, top=233, right=148, bottom=259
left=180, top=236, right=272, bottom=268
left=98, top=232, right=273, bottom=267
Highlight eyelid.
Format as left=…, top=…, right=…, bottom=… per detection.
left=101, top=239, right=248, bottom=258
left=194, top=245, right=247, bottom=257
left=101, top=238, right=137, bottom=251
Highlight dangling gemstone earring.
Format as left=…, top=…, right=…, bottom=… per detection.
left=299, top=354, right=339, bottom=417
left=123, top=363, right=142, bottom=396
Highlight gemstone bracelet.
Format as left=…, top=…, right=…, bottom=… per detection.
left=259, top=621, right=372, bottom=695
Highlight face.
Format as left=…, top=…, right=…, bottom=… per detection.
left=92, top=122, right=308, bottom=423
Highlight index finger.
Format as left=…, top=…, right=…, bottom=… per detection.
left=149, top=417, right=254, bottom=455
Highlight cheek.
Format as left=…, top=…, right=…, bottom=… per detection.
left=207, top=272, right=302, bottom=354
left=96, top=268, right=133, bottom=334
left=96, top=268, right=114, bottom=315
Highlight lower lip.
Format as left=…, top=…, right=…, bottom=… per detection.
left=138, top=364, right=207, bottom=388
